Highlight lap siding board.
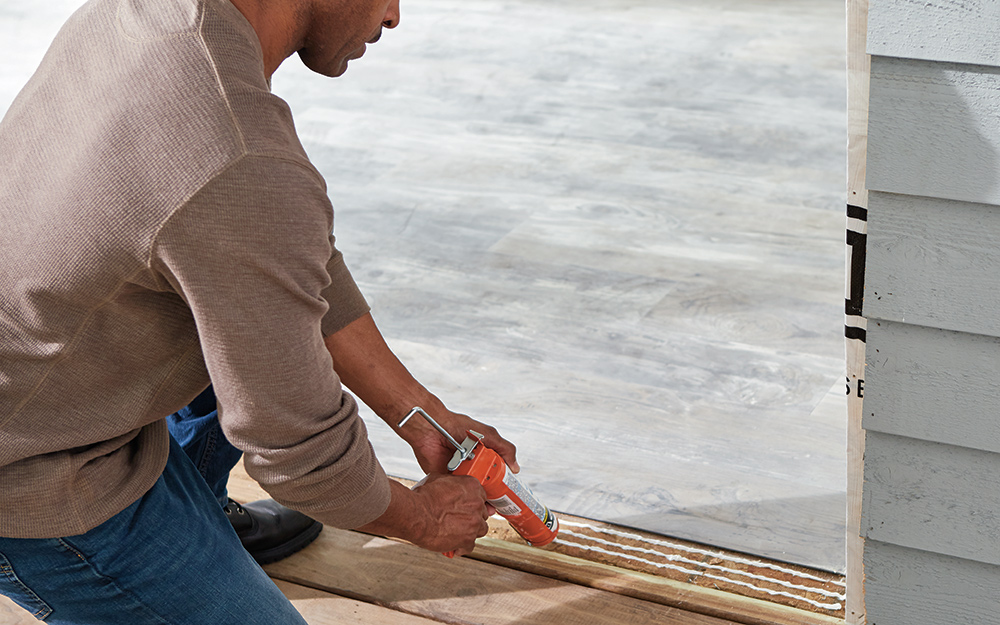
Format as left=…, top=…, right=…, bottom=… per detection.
left=864, top=1, right=1000, bottom=623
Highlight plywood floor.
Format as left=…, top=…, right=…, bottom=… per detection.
left=0, top=0, right=848, bottom=572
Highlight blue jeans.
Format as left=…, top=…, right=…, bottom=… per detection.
left=165, top=385, right=243, bottom=506
left=0, top=389, right=306, bottom=624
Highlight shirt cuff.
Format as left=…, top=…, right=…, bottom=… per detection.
left=320, top=240, right=370, bottom=337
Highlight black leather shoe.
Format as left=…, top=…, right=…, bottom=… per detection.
left=224, top=498, right=322, bottom=564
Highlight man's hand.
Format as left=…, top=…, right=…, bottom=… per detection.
left=358, top=475, right=490, bottom=556
left=400, top=407, right=519, bottom=476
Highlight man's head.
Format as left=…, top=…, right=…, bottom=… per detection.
left=297, top=0, right=400, bottom=77
left=231, top=0, right=400, bottom=77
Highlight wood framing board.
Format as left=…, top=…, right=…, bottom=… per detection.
left=229, top=464, right=842, bottom=625
left=274, top=580, right=441, bottom=625
left=377, top=474, right=845, bottom=621
left=845, top=0, right=869, bottom=623
left=266, top=524, right=740, bottom=625
left=0, top=579, right=443, bottom=625
left=0, top=597, right=36, bottom=625
left=0, top=542, right=845, bottom=625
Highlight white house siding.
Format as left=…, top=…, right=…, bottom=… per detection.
left=863, top=2, right=1000, bottom=623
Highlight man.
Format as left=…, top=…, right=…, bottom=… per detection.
left=0, top=0, right=518, bottom=622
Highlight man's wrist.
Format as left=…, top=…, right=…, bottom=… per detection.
left=359, top=479, right=429, bottom=545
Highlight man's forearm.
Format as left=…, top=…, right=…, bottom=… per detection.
left=323, top=312, right=444, bottom=434
left=324, top=311, right=519, bottom=475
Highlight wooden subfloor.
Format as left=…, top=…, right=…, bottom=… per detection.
left=1, top=0, right=848, bottom=572
left=1, top=466, right=843, bottom=624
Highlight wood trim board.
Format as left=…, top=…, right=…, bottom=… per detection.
left=845, top=0, right=869, bottom=623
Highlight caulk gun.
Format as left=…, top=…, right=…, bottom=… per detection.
left=399, top=408, right=559, bottom=555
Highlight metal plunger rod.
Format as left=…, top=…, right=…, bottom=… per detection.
left=398, top=407, right=466, bottom=453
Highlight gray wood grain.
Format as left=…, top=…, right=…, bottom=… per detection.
left=868, top=56, right=1000, bottom=205
left=363, top=340, right=848, bottom=569
left=865, top=319, right=1000, bottom=454
left=868, top=0, right=1000, bottom=67
left=864, top=191, right=1000, bottom=337
left=865, top=539, right=1000, bottom=625
left=862, top=431, right=1000, bottom=567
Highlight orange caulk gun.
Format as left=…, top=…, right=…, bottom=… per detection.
left=399, top=408, right=559, bottom=554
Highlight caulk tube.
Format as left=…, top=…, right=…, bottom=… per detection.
left=451, top=443, right=559, bottom=547
left=398, top=408, right=558, bottom=552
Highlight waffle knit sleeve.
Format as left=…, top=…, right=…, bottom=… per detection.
left=151, top=154, right=390, bottom=528
left=320, top=236, right=370, bottom=337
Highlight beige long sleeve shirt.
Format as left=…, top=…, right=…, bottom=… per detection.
left=0, top=0, right=392, bottom=538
